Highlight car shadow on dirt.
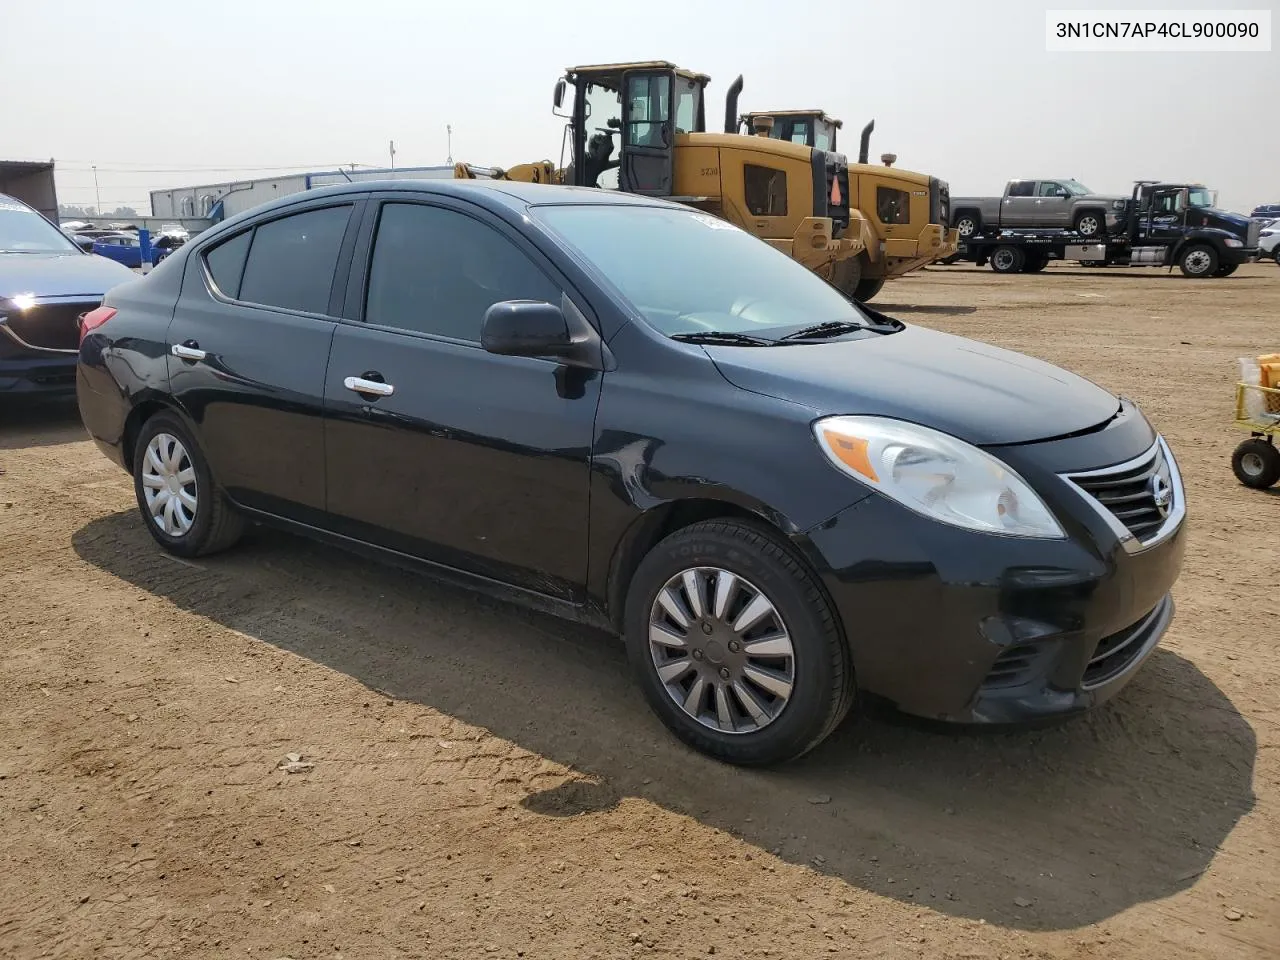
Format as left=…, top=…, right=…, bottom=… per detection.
left=72, top=514, right=1258, bottom=933
left=0, top=396, right=84, bottom=450
left=872, top=303, right=979, bottom=317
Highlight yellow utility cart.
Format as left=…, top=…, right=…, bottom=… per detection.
left=1232, top=354, right=1280, bottom=489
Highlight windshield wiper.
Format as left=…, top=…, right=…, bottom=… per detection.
left=670, top=330, right=775, bottom=346
left=778, top=320, right=868, bottom=342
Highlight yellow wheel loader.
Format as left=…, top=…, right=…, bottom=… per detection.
left=454, top=62, right=868, bottom=290
left=738, top=109, right=959, bottom=301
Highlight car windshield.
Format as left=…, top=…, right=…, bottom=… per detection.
left=0, top=199, right=80, bottom=253
left=1061, top=179, right=1092, bottom=196
left=534, top=204, right=870, bottom=338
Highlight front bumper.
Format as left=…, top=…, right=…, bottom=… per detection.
left=800, top=417, right=1186, bottom=724
left=1224, top=246, right=1260, bottom=265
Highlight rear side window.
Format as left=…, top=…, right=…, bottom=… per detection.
left=876, top=186, right=911, bottom=224
left=204, top=230, right=251, bottom=299
left=364, top=202, right=560, bottom=342
left=236, top=205, right=352, bottom=314
left=1008, top=181, right=1035, bottom=198
left=743, top=164, right=788, bottom=217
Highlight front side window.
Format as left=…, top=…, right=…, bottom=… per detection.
left=876, top=186, right=911, bottom=224
left=0, top=199, right=80, bottom=253
left=364, top=203, right=560, bottom=342
left=625, top=73, right=670, bottom=149
left=236, top=205, right=352, bottom=314
left=534, top=204, right=870, bottom=337
left=1038, top=181, right=1071, bottom=198
left=743, top=165, right=788, bottom=217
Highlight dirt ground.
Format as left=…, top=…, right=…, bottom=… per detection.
left=1, top=261, right=1277, bottom=960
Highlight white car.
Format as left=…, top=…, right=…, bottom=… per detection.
left=1260, top=219, right=1280, bottom=264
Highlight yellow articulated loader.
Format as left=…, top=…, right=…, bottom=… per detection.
left=738, top=109, right=959, bottom=301
left=453, top=62, right=871, bottom=295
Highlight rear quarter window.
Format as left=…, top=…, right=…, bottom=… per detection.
left=204, top=230, right=252, bottom=299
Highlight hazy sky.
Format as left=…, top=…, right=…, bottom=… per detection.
left=4, top=0, right=1275, bottom=215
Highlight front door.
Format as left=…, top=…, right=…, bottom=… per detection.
left=1035, top=180, right=1075, bottom=227
left=1145, top=187, right=1188, bottom=244
left=322, top=197, right=600, bottom=600
left=619, top=69, right=675, bottom=197
left=166, top=200, right=360, bottom=524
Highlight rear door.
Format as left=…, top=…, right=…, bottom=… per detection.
left=619, top=68, right=675, bottom=197
left=321, top=195, right=599, bottom=599
left=1000, top=180, right=1038, bottom=226
left=167, top=198, right=362, bottom=524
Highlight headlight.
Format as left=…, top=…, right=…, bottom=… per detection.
left=813, top=416, right=1066, bottom=538
left=1112, top=200, right=1126, bottom=210
left=1223, top=237, right=1243, bottom=248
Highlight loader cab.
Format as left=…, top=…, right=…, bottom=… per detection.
left=557, top=61, right=708, bottom=196
left=739, top=110, right=842, bottom=153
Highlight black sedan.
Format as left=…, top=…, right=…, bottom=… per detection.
left=76, top=180, right=1187, bottom=766
left=1, top=193, right=136, bottom=395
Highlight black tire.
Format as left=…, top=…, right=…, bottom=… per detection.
left=989, top=245, right=1025, bottom=274
left=1232, top=438, right=1280, bottom=489
left=1178, top=243, right=1218, bottom=278
left=1273, top=246, right=1280, bottom=266
left=1213, top=263, right=1238, bottom=277
left=623, top=519, right=855, bottom=766
left=953, top=213, right=980, bottom=240
left=852, top=276, right=885, bottom=302
left=132, top=411, right=244, bottom=557
left=830, top=255, right=862, bottom=300
left=1022, top=253, right=1049, bottom=273
left=1072, top=210, right=1104, bottom=238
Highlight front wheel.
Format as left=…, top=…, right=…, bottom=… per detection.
left=989, top=245, right=1025, bottom=274
left=1214, top=263, right=1238, bottom=277
left=1272, top=246, right=1280, bottom=266
left=1178, top=243, right=1218, bottom=278
left=624, top=520, right=854, bottom=766
left=1073, top=211, right=1103, bottom=237
left=852, top=276, right=885, bottom=302
left=1232, top=438, right=1280, bottom=489
left=133, top=412, right=245, bottom=557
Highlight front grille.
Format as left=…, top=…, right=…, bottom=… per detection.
left=1065, top=440, right=1175, bottom=545
left=2, top=300, right=98, bottom=351
left=1082, top=603, right=1162, bottom=688
left=931, top=178, right=950, bottom=227
left=981, top=643, right=1043, bottom=690
left=824, top=153, right=850, bottom=231
left=1247, top=221, right=1260, bottom=247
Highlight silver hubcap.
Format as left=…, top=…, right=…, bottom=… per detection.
left=648, top=567, right=795, bottom=734
left=141, top=433, right=198, bottom=536
left=1185, top=250, right=1211, bottom=274
left=1241, top=452, right=1265, bottom=477
left=1078, top=216, right=1098, bottom=234
left=993, top=249, right=1016, bottom=270
left=956, top=219, right=975, bottom=237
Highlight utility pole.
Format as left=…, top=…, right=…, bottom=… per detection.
left=389, top=140, right=396, bottom=170
left=92, top=164, right=101, bottom=216
left=446, top=125, right=453, bottom=165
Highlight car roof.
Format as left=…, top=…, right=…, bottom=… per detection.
left=202, top=179, right=691, bottom=240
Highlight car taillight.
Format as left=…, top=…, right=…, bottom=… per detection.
left=78, top=306, right=116, bottom=344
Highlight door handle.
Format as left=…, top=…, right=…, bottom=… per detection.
left=171, top=342, right=206, bottom=361
left=344, top=375, right=395, bottom=398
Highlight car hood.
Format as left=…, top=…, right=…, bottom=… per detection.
left=705, top=325, right=1121, bottom=446
left=0, top=250, right=135, bottom=301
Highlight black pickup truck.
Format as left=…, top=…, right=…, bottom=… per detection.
left=954, top=181, right=1261, bottom=278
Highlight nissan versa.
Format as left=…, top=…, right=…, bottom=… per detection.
left=76, top=180, right=1187, bottom=766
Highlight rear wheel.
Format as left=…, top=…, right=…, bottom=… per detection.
left=624, top=520, right=854, bottom=766
left=953, top=213, right=980, bottom=239
left=852, top=276, right=885, bottom=302
left=1022, top=253, right=1049, bottom=273
left=1232, top=438, right=1280, bottom=489
left=1073, top=211, right=1104, bottom=238
left=133, top=412, right=244, bottom=557
left=1178, top=243, right=1218, bottom=278
left=989, top=245, right=1025, bottom=274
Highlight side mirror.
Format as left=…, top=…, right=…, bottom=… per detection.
left=553, top=78, right=566, bottom=110
left=482, top=298, right=609, bottom=370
